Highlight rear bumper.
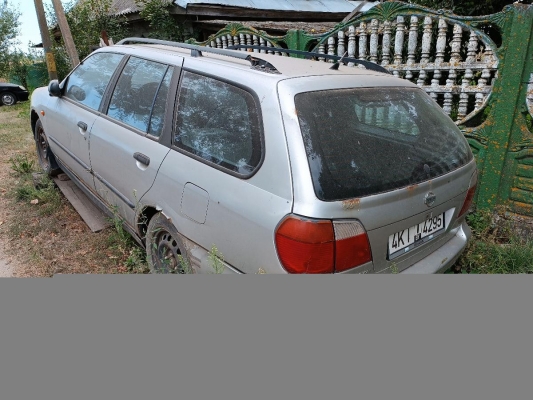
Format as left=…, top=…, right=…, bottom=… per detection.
left=400, top=222, right=471, bottom=274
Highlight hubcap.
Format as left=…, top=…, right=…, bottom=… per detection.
left=2, top=94, right=15, bottom=106
left=153, top=230, right=186, bottom=273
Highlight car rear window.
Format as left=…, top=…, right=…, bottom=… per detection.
left=294, top=87, right=473, bottom=201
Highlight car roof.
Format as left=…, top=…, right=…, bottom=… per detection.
left=94, top=43, right=415, bottom=87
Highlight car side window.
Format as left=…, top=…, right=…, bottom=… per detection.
left=174, top=71, right=262, bottom=176
left=64, top=52, right=124, bottom=111
left=107, top=57, right=170, bottom=133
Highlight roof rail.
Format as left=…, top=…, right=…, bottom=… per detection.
left=227, top=45, right=391, bottom=74
left=116, top=37, right=280, bottom=74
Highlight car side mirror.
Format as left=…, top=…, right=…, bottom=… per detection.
left=48, top=80, right=62, bottom=97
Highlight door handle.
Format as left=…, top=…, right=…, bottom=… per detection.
left=77, top=121, right=88, bottom=131
left=134, top=152, right=150, bottom=166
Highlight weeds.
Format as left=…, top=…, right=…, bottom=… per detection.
left=11, top=166, right=62, bottom=216
left=108, top=206, right=131, bottom=245
left=17, top=106, right=30, bottom=120
left=390, top=262, right=399, bottom=274
left=454, top=209, right=533, bottom=274
left=10, top=154, right=34, bottom=174
left=177, top=254, right=193, bottom=274
left=125, top=246, right=150, bottom=274
left=208, top=244, right=225, bottom=274
left=107, top=205, right=149, bottom=274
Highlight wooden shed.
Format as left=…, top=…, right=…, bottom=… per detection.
left=108, top=0, right=380, bottom=38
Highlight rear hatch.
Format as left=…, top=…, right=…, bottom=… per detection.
left=280, top=80, right=476, bottom=273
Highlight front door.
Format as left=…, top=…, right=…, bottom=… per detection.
left=45, top=52, right=125, bottom=187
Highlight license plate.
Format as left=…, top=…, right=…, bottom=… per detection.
left=388, top=213, right=446, bottom=258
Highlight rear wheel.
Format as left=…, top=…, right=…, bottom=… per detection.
left=146, top=213, right=192, bottom=274
left=1, top=92, right=17, bottom=106
left=35, top=119, right=61, bottom=177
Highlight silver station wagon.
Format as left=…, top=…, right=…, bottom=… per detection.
left=30, top=38, right=477, bottom=274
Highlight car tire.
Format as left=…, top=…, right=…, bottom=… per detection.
left=146, top=212, right=192, bottom=274
left=34, top=119, right=61, bottom=177
left=1, top=92, right=17, bottom=106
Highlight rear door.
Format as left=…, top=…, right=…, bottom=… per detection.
left=145, top=68, right=293, bottom=273
left=89, top=56, right=181, bottom=227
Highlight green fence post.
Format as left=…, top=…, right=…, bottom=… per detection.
left=475, top=4, right=533, bottom=210
left=283, top=30, right=317, bottom=53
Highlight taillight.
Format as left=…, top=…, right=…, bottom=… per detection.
left=275, top=216, right=335, bottom=273
left=458, top=183, right=477, bottom=218
left=275, top=216, right=372, bottom=274
left=333, top=221, right=372, bottom=272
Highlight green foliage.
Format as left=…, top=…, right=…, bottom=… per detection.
left=0, top=5, right=21, bottom=78
left=466, top=209, right=495, bottom=240
left=1, top=49, right=44, bottom=89
left=47, top=0, right=129, bottom=79
left=389, top=262, right=399, bottom=274
left=454, top=209, right=533, bottom=274
left=136, top=0, right=184, bottom=41
left=176, top=254, right=193, bottom=274
left=208, top=245, right=225, bottom=274
left=5, top=51, right=28, bottom=86
left=106, top=205, right=150, bottom=273
left=14, top=174, right=62, bottom=216
left=125, top=246, right=150, bottom=273
left=10, top=154, right=35, bottom=174
left=108, top=205, right=132, bottom=245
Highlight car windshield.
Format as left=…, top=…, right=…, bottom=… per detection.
left=294, top=87, right=473, bottom=201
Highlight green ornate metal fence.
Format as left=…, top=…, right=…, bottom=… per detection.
left=188, top=2, right=533, bottom=216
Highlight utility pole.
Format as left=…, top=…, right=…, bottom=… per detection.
left=34, top=0, right=58, bottom=81
left=51, top=0, right=80, bottom=67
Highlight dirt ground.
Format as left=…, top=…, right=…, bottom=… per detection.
left=0, top=103, right=142, bottom=277
left=0, top=106, right=28, bottom=276
left=0, top=246, right=15, bottom=277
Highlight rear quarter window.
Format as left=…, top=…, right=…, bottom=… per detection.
left=173, top=71, right=262, bottom=176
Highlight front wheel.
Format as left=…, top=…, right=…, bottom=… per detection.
left=35, top=119, right=61, bottom=177
left=1, top=92, right=17, bottom=106
left=146, top=213, right=192, bottom=274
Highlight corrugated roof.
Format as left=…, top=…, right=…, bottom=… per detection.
left=198, top=19, right=338, bottom=33
left=105, top=0, right=378, bottom=15
left=175, top=0, right=377, bottom=13
left=105, top=0, right=174, bottom=15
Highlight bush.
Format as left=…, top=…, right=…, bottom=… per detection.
left=136, top=0, right=184, bottom=41
left=47, top=0, right=129, bottom=79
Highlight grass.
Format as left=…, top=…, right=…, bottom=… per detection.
left=453, top=208, right=533, bottom=274
left=10, top=154, right=34, bottom=174
left=208, top=244, right=225, bottom=274
left=106, top=208, right=150, bottom=274
left=0, top=101, right=151, bottom=276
